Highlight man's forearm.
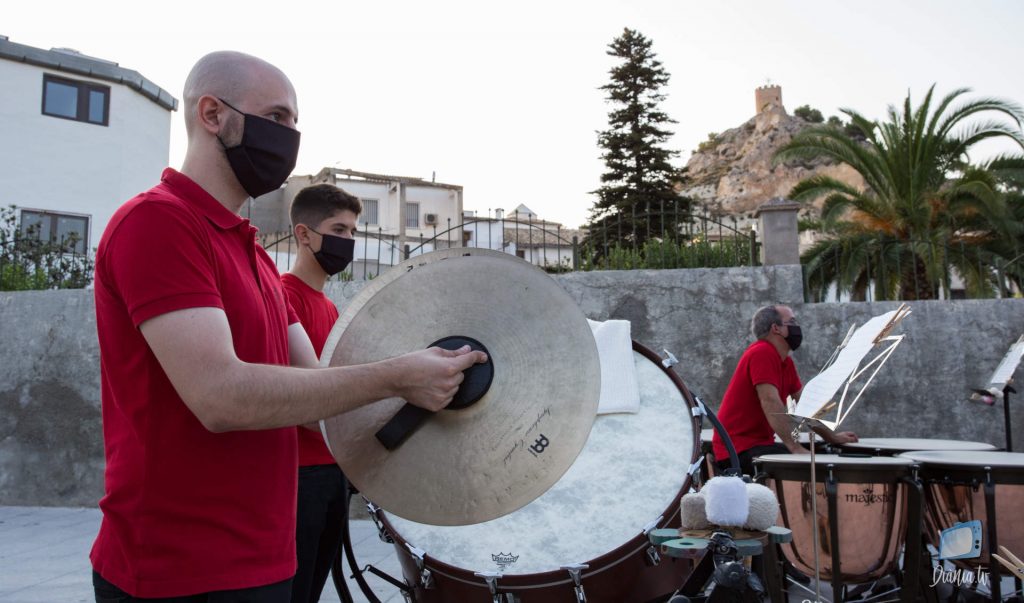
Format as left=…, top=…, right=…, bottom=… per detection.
left=200, top=359, right=401, bottom=433
left=766, top=411, right=804, bottom=452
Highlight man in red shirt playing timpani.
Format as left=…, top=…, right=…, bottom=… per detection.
left=280, top=183, right=361, bottom=603
left=711, top=304, right=857, bottom=477
left=90, top=51, right=486, bottom=602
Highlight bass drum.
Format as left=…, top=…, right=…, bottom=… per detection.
left=374, top=341, right=701, bottom=602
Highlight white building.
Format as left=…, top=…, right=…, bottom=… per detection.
left=461, top=204, right=584, bottom=270
left=0, top=36, right=176, bottom=253
left=246, top=168, right=463, bottom=279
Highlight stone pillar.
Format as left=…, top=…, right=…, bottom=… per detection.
left=755, top=198, right=801, bottom=265
left=397, top=182, right=407, bottom=258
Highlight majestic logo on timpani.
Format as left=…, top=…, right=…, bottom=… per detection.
left=528, top=434, right=550, bottom=456
left=491, top=552, right=519, bottom=570
left=845, top=487, right=893, bottom=506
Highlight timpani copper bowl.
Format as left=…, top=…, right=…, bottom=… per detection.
left=841, top=437, right=997, bottom=457
left=898, top=450, right=1024, bottom=600
left=755, top=454, right=924, bottom=602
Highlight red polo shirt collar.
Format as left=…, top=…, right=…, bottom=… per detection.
left=160, top=168, right=251, bottom=232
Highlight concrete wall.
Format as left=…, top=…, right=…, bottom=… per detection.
left=2, top=266, right=1023, bottom=506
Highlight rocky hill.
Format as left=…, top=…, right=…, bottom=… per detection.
left=678, top=101, right=864, bottom=224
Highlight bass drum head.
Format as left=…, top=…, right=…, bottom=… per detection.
left=383, top=346, right=697, bottom=577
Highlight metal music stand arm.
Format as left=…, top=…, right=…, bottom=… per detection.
left=1004, top=384, right=1016, bottom=452
left=791, top=418, right=824, bottom=603
left=695, top=394, right=742, bottom=478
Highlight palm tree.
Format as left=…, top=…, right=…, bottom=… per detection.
left=775, top=85, right=1024, bottom=300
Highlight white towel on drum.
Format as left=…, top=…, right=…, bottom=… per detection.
left=588, top=319, right=640, bottom=414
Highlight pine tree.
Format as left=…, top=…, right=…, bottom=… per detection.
left=586, top=28, right=687, bottom=252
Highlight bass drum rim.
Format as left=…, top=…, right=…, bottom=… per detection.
left=375, top=340, right=702, bottom=597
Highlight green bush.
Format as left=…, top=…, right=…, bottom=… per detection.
left=580, top=237, right=756, bottom=270
left=0, top=205, right=94, bottom=291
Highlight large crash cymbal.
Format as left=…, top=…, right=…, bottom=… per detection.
left=319, top=249, right=600, bottom=525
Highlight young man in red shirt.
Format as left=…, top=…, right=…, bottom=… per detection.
left=280, top=183, right=361, bottom=603
left=712, top=304, right=857, bottom=477
left=91, top=51, right=486, bottom=602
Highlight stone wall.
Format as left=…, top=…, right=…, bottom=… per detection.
left=2, top=266, right=1022, bottom=506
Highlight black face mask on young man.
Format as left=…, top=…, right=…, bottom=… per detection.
left=784, top=324, right=803, bottom=351
left=217, top=98, right=300, bottom=199
left=311, top=231, right=355, bottom=276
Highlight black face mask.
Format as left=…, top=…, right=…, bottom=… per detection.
left=311, top=230, right=355, bottom=276
left=784, top=324, right=803, bottom=351
left=217, top=98, right=300, bottom=199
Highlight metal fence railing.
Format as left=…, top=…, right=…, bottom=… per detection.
left=262, top=208, right=760, bottom=280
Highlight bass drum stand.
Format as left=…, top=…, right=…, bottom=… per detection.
left=327, top=393, right=750, bottom=603
left=330, top=479, right=413, bottom=603
left=665, top=394, right=771, bottom=603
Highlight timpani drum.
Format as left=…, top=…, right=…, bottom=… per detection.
left=898, top=450, right=1024, bottom=600
left=755, top=454, right=923, bottom=601
left=371, top=342, right=702, bottom=602
left=699, top=430, right=824, bottom=481
left=842, top=437, right=997, bottom=456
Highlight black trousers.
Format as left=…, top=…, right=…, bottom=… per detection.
left=715, top=442, right=790, bottom=478
left=93, top=572, right=291, bottom=602
left=291, top=463, right=348, bottom=603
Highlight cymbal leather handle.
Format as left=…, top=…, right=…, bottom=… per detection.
left=375, top=404, right=433, bottom=451
left=374, top=335, right=493, bottom=451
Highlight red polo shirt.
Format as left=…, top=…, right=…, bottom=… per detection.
left=280, top=273, right=339, bottom=466
left=712, top=339, right=802, bottom=459
left=91, top=169, right=299, bottom=597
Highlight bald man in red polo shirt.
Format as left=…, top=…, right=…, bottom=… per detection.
left=712, top=305, right=857, bottom=477
left=90, top=51, right=486, bottom=602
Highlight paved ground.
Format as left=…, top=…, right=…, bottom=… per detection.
left=0, top=506, right=405, bottom=603
left=3, top=506, right=1019, bottom=602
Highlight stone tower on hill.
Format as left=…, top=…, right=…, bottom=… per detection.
left=755, top=85, right=783, bottom=114
left=678, top=86, right=864, bottom=225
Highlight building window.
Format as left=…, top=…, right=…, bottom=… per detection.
left=20, top=209, right=90, bottom=254
left=360, top=199, right=379, bottom=226
left=406, top=202, right=420, bottom=228
left=42, top=74, right=110, bottom=126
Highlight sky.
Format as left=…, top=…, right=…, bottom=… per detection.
left=6, top=1, right=1024, bottom=228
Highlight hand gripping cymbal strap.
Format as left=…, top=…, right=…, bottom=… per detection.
left=375, top=336, right=494, bottom=450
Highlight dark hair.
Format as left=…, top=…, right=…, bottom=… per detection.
left=751, top=305, right=784, bottom=340
left=290, top=184, right=362, bottom=228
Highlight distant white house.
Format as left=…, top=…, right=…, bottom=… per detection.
left=0, top=36, right=177, bottom=253
left=246, top=168, right=463, bottom=279
left=462, top=204, right=584, bottom=270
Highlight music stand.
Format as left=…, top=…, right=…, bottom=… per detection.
left=972, top=334, right=1024, bottom=452
left=781, top=304, right=912, bottom=602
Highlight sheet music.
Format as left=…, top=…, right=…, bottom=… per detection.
left=988, top=336, right=1024, bottom=387
left=793, top=309, right=903, bottom=420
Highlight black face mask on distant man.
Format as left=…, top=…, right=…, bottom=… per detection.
left=311, top=231, right=355, bottom=276
left=217, top=98, right=300, bottom=199
left=784, top=324, right=803, bottom=351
